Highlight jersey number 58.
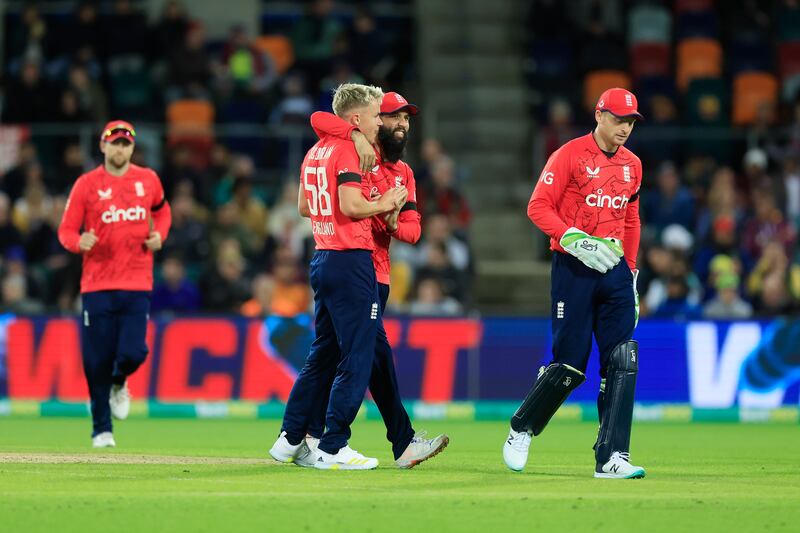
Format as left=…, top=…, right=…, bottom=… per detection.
left=304, top=167, right=333, bottom=216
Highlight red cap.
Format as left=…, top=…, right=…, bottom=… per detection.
left=100, top=120, right=136, bottom=143
left=595, top=88, right=643, bottom=119
left=380, top=92, right=419, bottom=115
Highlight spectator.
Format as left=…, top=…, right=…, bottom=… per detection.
left=167, top=20, right=213, bottom=101
left=649, top=275, right=703, bottom=320
left=642, top=162, right=695, bottom=234
left=7, top=3, right=49, bottom=65
left=270, top=73, right=314, bottom=125
left=160, top=186, right=210, bottom=265
left=199, top=238, right=250, bottom=312
left=230, top=176, right=268, bottom=240
left=414, top=241, right=466, bottom=303
left=210, top=202, right=258, bottom=260
left=408, top=277, right=463, bottom=316
left=0, top=193, right=23, bottom=257
left=1, top=273, right=44, bottom=315
left=419, top=156, right=472, bottom=233
left=241, top=274, right=275, bottom=318
left=268, top=179, right=313, bottom=262
left=101, top=0, right=149, bottom=59
left=741, top=188, right=796, bottom=260
left=1, top=141, right=38, bottom=206
left=2, top=60, right=54, bottom=123
left=703, top=272, right=753, bottom=319
left=60, top=2, right=102, bottom=61
left=11, top=168, right=52, bottom=236
left=151, top=254, right=201, bottom=314
left=746, top=241, right=800, bottom=315
left=150, top=0, right=189, bottom=61
left=693, top=214, right=755, bottom=295
left=67, top=64, right=108, bottom=123
left=270, top=252, right=311, bottom=317
left=414, top=214, right=470, bottom=272
left=541, top=99, right=579, bottom=164
left=695, top=166, right=744, bottom=244
left=220, top=24, right=274, bottom=96
left=291, top=0, right=344, bottom=91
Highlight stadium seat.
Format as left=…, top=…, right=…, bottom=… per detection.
left=727, top=39, right=772, bottom=75
left=676, top=38, right=722, bottom=91
left=529, top=38, right=572, bottom=79
left=629, top=43, right=670, bottom=80
left=628, top=5, right=671, bottom=44
left=166, top=99, right=215, bottom=165
left=732, top=72, right=779, bottom=125
left=583, top=70, right=632, bottom=112
left=778, top=42, right=800, bottom=79
left=685, top=78, right=729, bottom=126
left=254, top=35, right=294, bottom=74
left=108, top=56, right=151, bottom=115
left=675, top=10, right=718, bottom=40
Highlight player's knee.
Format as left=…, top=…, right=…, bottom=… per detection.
left=118, top=347, right=148, bottom=366
left=609, top=340, right=638, bottom=373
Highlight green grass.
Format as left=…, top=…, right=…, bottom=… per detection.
left=1, top=418, right=799, bottom=532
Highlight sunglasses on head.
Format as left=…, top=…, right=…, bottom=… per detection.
left=102, top=126, right=136, bottom=140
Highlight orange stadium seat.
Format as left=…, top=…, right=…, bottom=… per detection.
left=629, top=43, right=671, bottom=80
left=166, top=99, right=215, bottom=166
left=676, top=38, right=722, bottom=90
left=778, top=42, right=800, bottom=79
left=254, top=35, right=294, bottom=74
left=732, top=72, right=778, bottom=125
left=583, top=70, right=632, bottom=112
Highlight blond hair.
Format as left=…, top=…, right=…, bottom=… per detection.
left=332, top=83, right=384, bottom=117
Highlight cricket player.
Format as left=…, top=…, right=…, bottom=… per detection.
left=58, top=120, right=171, bottom=448
left=503, top=88, right=645, bottom=478
left=299, top=91, right=450, bottom=468
left=269, top=84, right=406, bottom=470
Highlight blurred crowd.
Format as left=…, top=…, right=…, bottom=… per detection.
left=529, top=0, right=800, bottom=318
left=0, top=0, right=474, bottom=316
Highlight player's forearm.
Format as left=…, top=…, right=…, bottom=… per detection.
left=58, top=227, right=82, bottom=254
left=623, top=204, right=641, bottom=270
left=392, top=210, right=421, bottom=244
left=339, top=186, right=390, bottom=219
left=152, top=201, right=172, bottom=241
left=528, top=197, right=569, bottom=241
left=310, top=111, right=356, bottom=141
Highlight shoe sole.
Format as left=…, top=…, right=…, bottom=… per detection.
left=268, top=449, right=296, bottom=464
left=594, top=469, right=646, bottom=479
left=397, top=436, right=450, bottom=469
left=313, top=462, right=379, bottom=471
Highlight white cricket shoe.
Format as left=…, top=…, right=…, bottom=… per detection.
left=313, top=445, right=379, bottom=470
left=92, top=432, right=116, bottom=448
left=269, top=431, right=312, bottom=464
left=305, top=434, right=320, bottom=453
left=594, top=451, right=646, bottom=479
left=503, top=427, right=532, bottom=472
left=109, top=382, right=131, bottom=420
left=396, top=431, right=449, bottom=469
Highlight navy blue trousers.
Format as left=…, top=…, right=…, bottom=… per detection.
left=281, top=250, right=380, bottom=455
left=305, top=282, right=415, bottom=460
left=81, top=290, right=150, bottom=436
left=550, top=252, right=635, bottom=376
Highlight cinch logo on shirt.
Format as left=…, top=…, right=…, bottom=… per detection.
left=101, top=205, right=147, bottom=223
left=585, top=189, right=630, bottom=209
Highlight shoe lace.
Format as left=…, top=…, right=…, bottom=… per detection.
left=511, top=431, right=531, bottom=452
left=112, top=385, right=130, bottom=401
left=411, top=430, right=428, bottom=443
left=613, top=451, right=631, bottom=463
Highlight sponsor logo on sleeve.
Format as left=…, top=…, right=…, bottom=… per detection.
left=541, top=171, right=554, bottom=185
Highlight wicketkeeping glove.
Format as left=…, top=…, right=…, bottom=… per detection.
left=559, top=227, right=624, bottom=274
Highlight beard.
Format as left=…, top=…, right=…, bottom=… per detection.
left=378, top=126, right=408, bottom=163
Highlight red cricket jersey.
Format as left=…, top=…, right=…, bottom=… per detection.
left=58, top=164, right=172, bottom=293
left=300, top=136, right=374, bottom=251
left=309, top=111, right=422, bottom=284
left=528, top=132, right=642, bottom=269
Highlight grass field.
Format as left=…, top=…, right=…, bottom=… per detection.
left=1, top=418, right=799, bottom=532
